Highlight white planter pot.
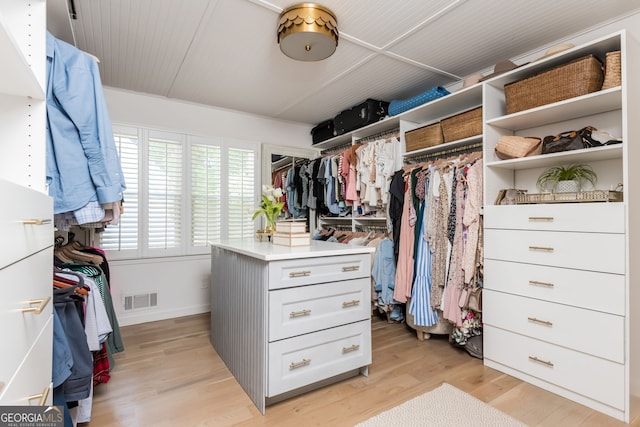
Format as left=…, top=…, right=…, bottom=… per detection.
left=556, top=180, right=579, bottom=193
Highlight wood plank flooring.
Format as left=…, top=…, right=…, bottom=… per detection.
left=83, top=313, right=638, bottom=426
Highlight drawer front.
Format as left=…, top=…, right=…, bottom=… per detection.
left=484, top=259, right=624, bottom=315
left=484, top=204, right=624, bottom=233
left=268, top=254, right=371, bottom=290
left=0, top=248, right=53, bottom=385
left=0, top=180, right=53, bottom=269
left=485, top=229, right=625, bottom=274
left=483, top=290, right=623, bottom=362
left=0, top=316, right=53, bottom=405
left=484, top=326, right=624, bottom=410
left=269, top=277, right=370, bottom=341
left=268, top=320, right=371, bottom=397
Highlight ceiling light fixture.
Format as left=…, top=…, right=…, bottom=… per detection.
left=277, top=3, right=338, bottom=61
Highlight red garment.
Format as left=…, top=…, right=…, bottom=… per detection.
left=93, top=343, right=111, bottom=386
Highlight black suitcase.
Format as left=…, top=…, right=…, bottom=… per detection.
left=334, top=99, right=390, bottom=135
left=310, top=119, right=336, bottom=144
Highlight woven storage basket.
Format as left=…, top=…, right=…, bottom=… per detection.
left=494, top=135, right=542, bottom=160
left=441, top=106, right=482, bottom=142
left=601, top=50, right=622, bottom=90
left=405, top=122, right=444, bottom=152
left=505, top=54, right=604, bottom=114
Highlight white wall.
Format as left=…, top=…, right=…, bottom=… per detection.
left=104, top=87, right=313, bottom=147
left=103, top=89, right=315, bottom=326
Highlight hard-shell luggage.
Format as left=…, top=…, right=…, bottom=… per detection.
left=310, top=119, right=336, bottom=144
left=334, top=99, right=389, bottom=135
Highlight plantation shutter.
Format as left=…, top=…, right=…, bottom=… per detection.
left=100, top=131, right=139, bottom=251
left=148, top=138, right=183, bottom=249
left=227, top=147, right=256, bottom=239
left=191, top=144, right=222, bottom=245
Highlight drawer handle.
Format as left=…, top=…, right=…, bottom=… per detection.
left=527, top=317, right=553, bottom=327
left=21, top=296, right=51, bottom=315
left=289, top=309, right=311, bottom=318
left=528, top=246, right=554, bottom=253
left=528, top=280, right=554, bottom=288
left=289, top=270, right=311, bottom=278
left=528, top=217, right=554, bottom=222
left=22, top=219, right=52, bottom=225
left=28, top=385, right=51, bottom=406
left=342, top=265, right=360, bottom=272
left=342, top=299, right=360, bottom=308
left=528, top=356, right=554, bottom=368
left=289, top=358, right=311, bottom=370
left=342, top=344, right=360, bottom=354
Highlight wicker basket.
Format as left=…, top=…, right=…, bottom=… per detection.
left=494, top=135, right=542, bottom=160
left=405, top=122, right=444, bottom=152
left=515, top=190, right=623, bottom=204
left=441, top=107, right=482, bottom=142
left=505, top=54, right=604, bottom=114
left=601, top=50, right=622, bottom=90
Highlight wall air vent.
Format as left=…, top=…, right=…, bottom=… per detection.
left=123, top=292, right=158, bottom=311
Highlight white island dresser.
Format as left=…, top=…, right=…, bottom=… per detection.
left=210, top=239, right=374, bottom=413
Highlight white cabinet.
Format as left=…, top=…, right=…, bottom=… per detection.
left=210, top=240, right=373, bottom=413
left=482, top=30, right=640, bottom=422
left=0, top=0, right=51, bottom=406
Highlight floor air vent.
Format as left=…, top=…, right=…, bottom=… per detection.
left=124, top=292, right=158, bottom=311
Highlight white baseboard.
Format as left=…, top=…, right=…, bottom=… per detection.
left=116, top=304, right=211, bottom=326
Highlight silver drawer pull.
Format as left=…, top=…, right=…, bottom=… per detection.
left=527, top=317, right=553, bottom=327
left=290, top=309, right=311, bottom=318
left=22, top=219, right=52, bottom=225
left=528, top=216, right=554, bottom=222
left=289, top=358, right=311, bottom=370
left=289, top=270, right=311, bottom=277
left=21, top=297, right=51, bottom=315
left=529, top=356, right=554, bottom=368
left=342, top=344, right=360, bottom=354
left=342, top=299, right=360, bottom=308
left=529, top=280, right=554, bottom=288
left=529, top=246, right=554, bottom=253
left=342, top=265, right=360, bottom=272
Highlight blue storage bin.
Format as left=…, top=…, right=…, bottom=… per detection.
left=388, top=86, right=450, bottom=116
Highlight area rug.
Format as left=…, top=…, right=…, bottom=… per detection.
left=354, top=383, right=527, bottom=427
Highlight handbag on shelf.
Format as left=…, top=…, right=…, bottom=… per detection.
left=540, top=125, right=621, bottom=154
left=495, top=135, right=542, bottom=160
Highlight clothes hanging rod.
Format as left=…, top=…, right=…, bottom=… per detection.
left=355, top=128, right=400, bottom=144
left=406, top=141, right=483, bottom=163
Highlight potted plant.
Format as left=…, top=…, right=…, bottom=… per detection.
left=536, top=163, right=598, bottom=193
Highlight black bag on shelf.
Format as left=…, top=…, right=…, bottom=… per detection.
left=334, top=99, right=390, bottom=135
left=310, top=119, right=336, bottom=144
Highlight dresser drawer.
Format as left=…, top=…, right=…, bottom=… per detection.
left=0, top=316, right=53, bottom=405
left=0, top=248, right=53, bottom=385
left=269, top=277, right=370, bottom=341
left=0, top=180, right=53, bottom=269
left=484, top=290, right=623, bottom=362
left=267, top=320, right=371, bottom=397
left=485, top=229, right=625, bottom=274
left=484, top=259, right=624, bottom=315
left=484, top=204, right=624, bottom=233
left=484, top=326, right=624, bottom=410
left=268, top=254, right=371, bottom=290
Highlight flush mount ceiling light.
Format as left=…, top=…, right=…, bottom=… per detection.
left=277, top=3, right=338, bottom=61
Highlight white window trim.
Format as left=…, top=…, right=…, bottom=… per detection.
left=103, top=124, right=260, bottom=261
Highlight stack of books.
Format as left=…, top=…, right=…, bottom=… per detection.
left=273, top=221, right=310, bottom=246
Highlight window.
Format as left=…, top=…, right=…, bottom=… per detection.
left=101, top=126, right=258, bottom=259
left=100, top=129, right=139, bottom=251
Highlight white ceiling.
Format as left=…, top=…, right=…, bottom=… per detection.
left=46, top=0, right=640, bottom=126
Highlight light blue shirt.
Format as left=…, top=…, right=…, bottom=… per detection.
left=46, top=32, right=125, bottom=214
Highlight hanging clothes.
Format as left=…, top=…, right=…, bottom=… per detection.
left=46, top=31, right=126, bottom=228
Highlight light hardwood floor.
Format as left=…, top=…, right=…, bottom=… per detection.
left=84, top=313, right=639, bottom=426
